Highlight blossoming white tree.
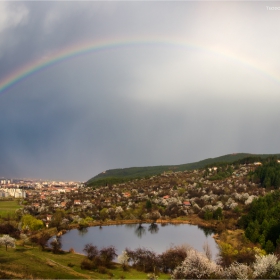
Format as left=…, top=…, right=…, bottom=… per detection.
left=171, top=248, right=222, bottom=279
left=118, top=250, right=129, bottom=270
left=223, top=262, right=250, bottom=280
left=253, top=254, right=280, bottom=278
left=0, top=235, right=16, bottom=251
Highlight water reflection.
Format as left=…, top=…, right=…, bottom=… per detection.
left=125, top=223, right=137, bottom=229
left=148, top=223, right=159, bottom=234
left=78, top=227, right=88, bottom=236
left=135, top=224, right=146, bottom=238
left=57, top=223, right=219, bottom=260
left=160, top=223, right=169, bottom=227
left=197, top=225, right=214, bottom=237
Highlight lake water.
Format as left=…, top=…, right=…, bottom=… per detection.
left=58, top=223, right=219, bottom=260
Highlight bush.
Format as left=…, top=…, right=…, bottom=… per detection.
left=80, top=258, right=95, bottom=270
left=158, top=244, right=189, bottom=273
left=97, top=266, right=108, bottom=274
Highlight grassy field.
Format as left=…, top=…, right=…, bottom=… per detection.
left=0, top=246, right=170, bottom=279
left=0, top=200, right=21, bottom=218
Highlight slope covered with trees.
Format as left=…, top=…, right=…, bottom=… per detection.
left=239, top=190, right=280, bottom=253
left=87, top=153, right=280, bottom=187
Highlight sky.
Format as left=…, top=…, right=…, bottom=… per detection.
left=0, top=1, right=280, bottom=182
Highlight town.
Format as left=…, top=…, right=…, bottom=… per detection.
left=0, top=162, right=265, bottom=231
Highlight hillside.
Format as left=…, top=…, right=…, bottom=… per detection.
left=87, top=153, right=280, bottom=187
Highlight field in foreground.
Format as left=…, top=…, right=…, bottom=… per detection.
left=0, top=200, right=21, bottom=218
left=0, top=246, right=170, bottom=279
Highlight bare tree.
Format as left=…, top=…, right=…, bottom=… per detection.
left=203, top=241, right=212, bottom=261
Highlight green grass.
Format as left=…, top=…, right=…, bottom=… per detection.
left=0, top=246, right=170, bottom=279
left=0, top=200, right=21, bottom=218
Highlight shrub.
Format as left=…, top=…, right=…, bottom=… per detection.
left=97, top=266, right=108, bottom=274
left=80, top=258, right=95, bottom=270
left=69, top=247, right=75, bottom=253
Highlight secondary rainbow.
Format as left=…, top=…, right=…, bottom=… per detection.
left=0, top=36, right=279, bottom=95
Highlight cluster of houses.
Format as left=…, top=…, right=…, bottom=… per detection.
left=17, top=163, right=268, bottom=229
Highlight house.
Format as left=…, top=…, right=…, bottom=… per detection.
left=183, top=201, right=191, bottom=206
left=254, top=162, right=262, bottom=166
left=123, top=192, right=131, bottom=198
left=163, top=195, right=170, bottom=199
left=74, top=200, right=81, bottom=205
left=46, top=215, right=52, bottom=221
left=61, top=201, right=67, bottom=207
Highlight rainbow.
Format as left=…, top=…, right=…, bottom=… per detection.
left=0, top=36, right=279, bottom=95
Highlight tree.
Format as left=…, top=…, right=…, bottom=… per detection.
left=118, top=250, right=129, bottom=270
left=99, top=246, right=117, bottom=267
left=203, top=241, right=212, bottom=261
left=50, top=210, right=65, bottom=230
left=83, top=243, right=99, bottom=261
left=146, top=200, right=152, bottom=211
left=253, top=254, right=279, bottom=279
left=158, top=244, right=189, bottom=273
left=34, top=232, right=51, bottom=250
left=50, top=236, right=62, bottom=254
left=22, top=214, right=44, bottom=231
left=172, top=248, right=222, bottom=279
left=0, top=235, right=16, bottom=251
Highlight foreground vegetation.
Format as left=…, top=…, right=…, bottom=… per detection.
left=0, top=245, right=169, bottom=279
left=0, top=199, right=21, bottom=219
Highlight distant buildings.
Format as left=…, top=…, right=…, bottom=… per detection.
left=0, top=188, right=26, bottom=198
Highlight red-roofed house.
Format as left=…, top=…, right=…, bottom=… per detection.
left=183, top=201, right=191, bottom=206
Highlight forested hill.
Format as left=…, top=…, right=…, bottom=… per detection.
left=86, top=153, right=280, bottom=187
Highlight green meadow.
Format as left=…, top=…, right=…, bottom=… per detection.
left=0, top=200, right=21, bottom=218
left=0, top=246, right=170, bottom=279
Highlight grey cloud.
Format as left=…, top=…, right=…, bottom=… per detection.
left=0, top=1, right=280, bottom=181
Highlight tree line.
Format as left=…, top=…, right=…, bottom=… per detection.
left=239, top=190, right=280, bottom=253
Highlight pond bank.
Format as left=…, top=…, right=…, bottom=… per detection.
left=57, top=214, right=218, bottom=237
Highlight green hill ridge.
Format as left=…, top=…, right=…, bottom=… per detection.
left=87, top=153, right=280, bottom=187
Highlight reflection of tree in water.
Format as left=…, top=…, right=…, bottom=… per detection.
left=135, top=224, right=146, bottom=238
left=160, top=223, right=169, bottom=227
left=148, top=223, right=159, bottom=234
left=197, top=225, right=214, bottom=237
left=78, top=227, right=88, bottom=236
left=125, top=223, right=137, bottom=229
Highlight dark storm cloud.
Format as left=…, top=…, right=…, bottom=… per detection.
left=1, top=1, right=280, bottom=181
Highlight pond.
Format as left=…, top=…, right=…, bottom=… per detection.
left=57, top=223, right=219, bottom=260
